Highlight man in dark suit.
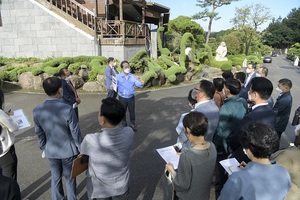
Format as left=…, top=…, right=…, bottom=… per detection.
left=105, top=57, right=118, bottom=98
left=273, top=78, right=293, bottom=137
left=59, top=68, right=81, bottom=119
left=0, top=167, right=21, bottom=200
left=229, top=77, right=276, bottom=162
left=33, top=77, right=82, bottom=200
left=234, top=71, right=248, bottom=101
left=244, top=63, right=257, bottom=91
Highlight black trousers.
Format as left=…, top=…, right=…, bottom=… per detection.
left=119, top=96, right=135, bottom=127
left=0, top=145, right=18, bottom=181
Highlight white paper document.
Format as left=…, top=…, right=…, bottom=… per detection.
left=11, top=109, right=31, bottom=130
left=112, top=76, right=117, bottom=92
left=219, top=158, right=241, bottom=175
left=156, top=146, right=180, bottom=169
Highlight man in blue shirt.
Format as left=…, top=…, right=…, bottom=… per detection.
left=116, top=61, right=144, bottom=131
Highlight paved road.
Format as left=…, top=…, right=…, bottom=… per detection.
left=7, top=54, right=299, bottom=199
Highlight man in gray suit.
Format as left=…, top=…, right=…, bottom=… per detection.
left=193, top=80, right=219, bottom=141
left=33, top=77, right=82, bottom=200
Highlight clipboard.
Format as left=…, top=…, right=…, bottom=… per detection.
left=70, top=154, right=89, bottom=179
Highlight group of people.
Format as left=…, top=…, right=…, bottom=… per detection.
left=105, top=58, right=144, bottom=131
left=166, top=63, right=298, bottom=200
left=0, top=58, right=143, bottom=200
left=0, top=57, right=298, bottom=200
left=30, top=58, right=143, bottom=200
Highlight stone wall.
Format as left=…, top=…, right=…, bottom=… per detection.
left=101, top=44, right=146, bottom=61
left=0, top=0, right=97, bottom=58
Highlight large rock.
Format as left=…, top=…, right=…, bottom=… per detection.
left=70, top=75, right=84, bottom=89
left=18, top=72, right=50, bottom=90
left=82, top=82, right=104, bottom=92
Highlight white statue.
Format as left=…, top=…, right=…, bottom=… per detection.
left=242, top=58, right=247, bottom=68
left=294, top=56, right=299, bottom=66
left=215, top=42, right=228, bottom=61
left=185, top=47, right=192, bottom=61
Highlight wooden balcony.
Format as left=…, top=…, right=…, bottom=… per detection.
left=96, top=19, right=150, bottom=45
left=45, top=0, right=150, bottom=45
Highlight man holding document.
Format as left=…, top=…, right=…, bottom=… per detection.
left=218, top=123, right=291, bottom=200
left=165, top=112, right=216, bottom=200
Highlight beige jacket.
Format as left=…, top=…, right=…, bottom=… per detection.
left=271, top=146, right=300, bottom=200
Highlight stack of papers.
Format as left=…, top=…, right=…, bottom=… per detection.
left=11, top=109, right=31, bottom=130
left=219, top=158, right=242, bottom=175
left=156, top=146, right=180, bottom=169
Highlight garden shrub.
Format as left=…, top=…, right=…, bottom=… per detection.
left=161, top=55, right=177, bottom=67
left=148, top=60, right=162, bottom=72
left=194, top=64, right=203, bottom=72
left=157, top=27, right=170, bottom=56
left=287, top=43, right=300, bottom=61
left=88, top=59, right=102, bottom=81
left=68, top=62, right=88, bottom=75
left=129, top=50, right=148, bottom=72
left=167, top=74, right=176, bottom=82
left=44, top=63, right=68, bottom=75
left=180, top=32, right=195, bottom=66
left=209, top=60, right=232, bottom=69
left=0, top=71, right=9, bottom=80
left=227, top=54, right=246, bottom=66
left=246, top=55, right=262, bottom=64
left=142, top=70, right=158, bottom=82
left=221, top=63, right=233, bottom=71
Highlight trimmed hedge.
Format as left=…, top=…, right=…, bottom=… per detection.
left=209, top=60, right=233, bottom=69
left=142, top=70, right=158, bottom=82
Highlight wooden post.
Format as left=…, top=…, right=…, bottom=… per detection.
left=142, top=7, right=145, bottom=24
left=94, top=0, right=100, bottom=55
left=119, top=0, right=124, bottom=41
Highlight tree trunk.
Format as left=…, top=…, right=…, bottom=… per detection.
left=206, top=17, right=213, bottom=44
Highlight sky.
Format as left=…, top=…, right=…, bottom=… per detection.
left=150, top=0, right=300, bottom=32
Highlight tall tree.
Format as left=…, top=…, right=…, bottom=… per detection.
left=231, top=3, right=271, bottom=55
left=166, top=16, right=205, bottom=50
left=262, top=18, right=293, bottom=49
left=284, top=7, right=300, bottom=44
left=192, top=0, right=239, bottom=44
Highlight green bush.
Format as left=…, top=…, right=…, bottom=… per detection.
left=209, top=60, right=233, bottom=69
left=180, top=32, right=195, bottom=66
left=44, top=63, right=68, bottom=75
left=168, top=74, right=176, bottom=82
left=157, top=27, right=170, bottom=56
left=31, top=66, right=44, bottom=76
left=68, top=62, right=88, bottom=75
left=0, top=57, right=6, bottom=66
left=227, top=54, right=246, bottom=66
left=221, top=63, right=233, bottom=71
left=163, top=65, right=186, bottom=81
left=142, top=70, right=158, bottom=82
left=88, top=59, right=102, bottom=81
left=129, top=50, right=148, bottom=72
left=287, top=43, right=300, bottom=61
left=161, top=55, right=176, bottom=66
left=246, top=55, right=262, bottom=64
left=148, top=60, right=162, bottom=72
left=0, top=71, right=9, bottom=80
left=194, top=64, right=203, bottom=72
left=6, top=66, right=25, bottom=81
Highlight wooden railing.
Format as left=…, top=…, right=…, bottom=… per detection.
left=45, top=0, right=150, bottom=42
left=47, top=0, right=95, bottom=29
left=96, top=19, right=149, bottom=38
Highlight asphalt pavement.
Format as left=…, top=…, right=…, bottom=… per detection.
left=6, top=54, right=300, bottom=200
